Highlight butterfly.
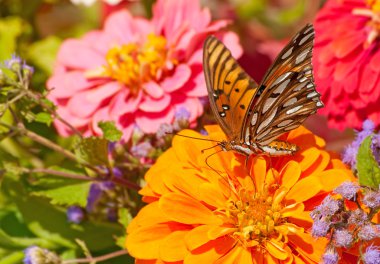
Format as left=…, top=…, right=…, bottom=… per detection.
left=203, top=24, right=324, bottom=157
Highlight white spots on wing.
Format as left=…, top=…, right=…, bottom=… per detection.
left=261, top=146, right=291, bottom=156
left=293, top=33, right=300, bottom=43
left=257, top=110, right=276, bottom=133
left=283, top=97, right=298, bottom=107
left=257, top=128, right=271, bottom=140
left=250, top=112, right=258, bottom=126
left=296, top=48, right=310, bottom=65
left=245, top=128, right=250, bottom=143
left=272, top=72, right=292, bottom=87
left=281, top=47, right=294, bottom=60
left=307, top=83, right=314, bottom=89
left=304, top=26, right=313, bottom=34
left=285, top=124, right=300, bottom=131
left=299, top=33, right=313, bottom=45
left=316, top=101, right=324, bottom=107
left=307, top=91, right=318, bottom=98
left=262, top=97, right=277, bottom=114
left=293, top=82, right=307, bottom=91
left=277, top=119, right=293, bottom=127
left=273, top=79, right=291, bottom=94
left=304, top=69, right=312, bottom=76
left=286, top=105, right=303, bottom=115
left=299, top=76, right=308, bottom=83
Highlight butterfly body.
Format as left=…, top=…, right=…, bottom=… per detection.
left=220, top=140, right=298, bottom=156
left=203, top=24, right=323, bottom=157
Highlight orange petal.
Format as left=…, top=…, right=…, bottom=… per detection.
left=199, top=182, right=228, bottom=208
left=127, top=223, right=187, bottom=259
left=184, top=236, right=236, bottom=264
left=127, top=202, right=170, bottom=233
left=208, top=225, right=236, bottom=240
left=135, top=259, right=163, bottom=264
left=288, top=231, right=327, bottom=263
left=163, top=165, right=207, bottom=200
left=159, top=193, right=222, bottom=225
left=318, top=169, right=354, bottom=192
left=215, top=245, right=253, bottom=264
left=266, top=240, right=288, bottom=260
left=295, top=147, right=321, bottom=172
left=185, top=225, right=215, bottom=251
left=250, top=156, right=267, bottom=191
left=281, top=202, right=304, bottom=218
left=288, top=210, right=313, bottom=227
left=303, top=151, right=330, bottom=178
left=280, top=161, right=301, bottom=191
left=159, top=230, right=189, bottom=262
left=286, top=176, right=322, bottom=203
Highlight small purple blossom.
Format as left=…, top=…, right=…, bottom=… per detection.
left=174, top=107, right=191, bottom=120
left=347, top=209, right=367, bottom=226
left=363, top=245, right=380, bottom=264
left=372, top=134, right=380, bottom=165
left=156, top=123, right=173, bottom=138
left=358, top=224, right=379, bottom=241
left=311, top=195, right=342, bottom=219
left=342, top=144, right=357, bottom=168
left=200, top=129, right=208, bottom=136
left=333, top=229, right=353, bottom=248
left=86, top=181, right=114, bottom=212
left=333, top=181, right=359, bottom=200
left=362, top=119, right=376, bottom=132
left=23, top=246, right=60, bottom=264
left=363, top=190, right=380, bottom=209
left=322, top=246, right=339, bottom=264
left=311, top=218, right=331, bottom=237
left=131, top=141, right=152, bottom=158
left=4, top=54, right=22, bottom=70
left=67, top=206, right=85, bottom=224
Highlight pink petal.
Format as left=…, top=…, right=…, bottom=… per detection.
left=135, top=107, right=175, bottom=133
left=47, top=71, right=96, bottom=99
left=181, top=66, right=208, bottom=97
left=57, top=39, right=105, bottom=70
left=161, top=64, right=191, bottom=93
left=85, top=82, right=121, bottom=103
left=370, top=50, right=380, bottom=72
left=171, top=95, right=203, bottom=122
left=109, top=90, right=142, bottom=117
left=66, top=91, right=103, bottom=118
left=118, top=113, right=135, bottom=141
left=332, top=32, right=363, bottom=59
left=143, top=81, right=164, bottom=99
left=104, top=10, right=140, bottom=44
left=90, top=107, right=111, bottom=135
left=139, top=94, right=171, bottom=112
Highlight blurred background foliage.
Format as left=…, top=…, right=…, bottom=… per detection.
left=0, top=0, right=329, bottom=263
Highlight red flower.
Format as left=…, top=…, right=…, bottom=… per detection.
left=314, top=0, right=380, bottom=130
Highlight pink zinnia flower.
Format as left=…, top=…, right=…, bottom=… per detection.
left=314, top=0, right=380, bottom=130
left=48, top=0, right=242, bottom=140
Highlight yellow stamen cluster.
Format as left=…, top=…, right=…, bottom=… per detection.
left=103, top=33, right=172, bottom=95
left=225, top=185, right=284, bottom=247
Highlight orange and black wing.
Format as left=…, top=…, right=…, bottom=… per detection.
left=242, top=24, right=324, bottom=146
left=203, top=36, right=259, bottom=140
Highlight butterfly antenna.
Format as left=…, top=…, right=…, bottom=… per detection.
left=201, top=144, right=221, bottom=154
left=165, top=132, right=221, bottom=143
left=204, top=149, right=233, bottom=191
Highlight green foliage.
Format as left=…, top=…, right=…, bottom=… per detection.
left=98, top=121, right=123, bottom=142
left=357, top=135, right=380, bottom=189
left=33, top=181, right=91, bottom=207
left=27, top=36, right=61, bottom=75
left=34, top=112, right=53, bottom=126
left=75, top=137, right=110, bottom=166
left=0, top=17, right=25, bottom=60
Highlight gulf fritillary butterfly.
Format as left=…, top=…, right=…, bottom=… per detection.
left=203, top=24, right=324, bottom=156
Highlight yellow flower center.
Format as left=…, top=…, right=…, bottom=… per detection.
left=353, top=0, right=380, bottom=47
left=102, top=33, right=174, bottom=95
left=225, top=185, right=285, bottom=247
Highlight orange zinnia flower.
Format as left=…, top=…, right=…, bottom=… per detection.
left=126, top=125, right=354, bottom=263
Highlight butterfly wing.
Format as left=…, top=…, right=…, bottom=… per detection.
left=203, top=36, right=259, bottom=140
left=242, top=24, right=324, bottom=146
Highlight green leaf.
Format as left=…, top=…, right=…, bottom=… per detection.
left=34, top=112, right=53, bottom=126
left=33, top=181, right=91, bottom=207
left=98, top=121, right=122, bottom=142
left=0, top=17, right=25, bottom=61
left=118, top=208, right=132, bottom=227
left=0, top=251, right=24, bottom=264
left=27, top=36, right=61, bottom=74
left=357, top=135, right=380, bottom=188
left=75, top=137, right=109, bottom=166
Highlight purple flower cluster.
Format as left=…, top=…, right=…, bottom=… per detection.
left=23, top=246, right=60, bottom=264
left=342, top=119, right=380, bottom=169
left=311, top=182, right=380, bottom=264
left=2, top=54, right=34, bottom=86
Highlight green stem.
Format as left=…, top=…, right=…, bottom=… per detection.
left=62, top=249, right=129, bottom=264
